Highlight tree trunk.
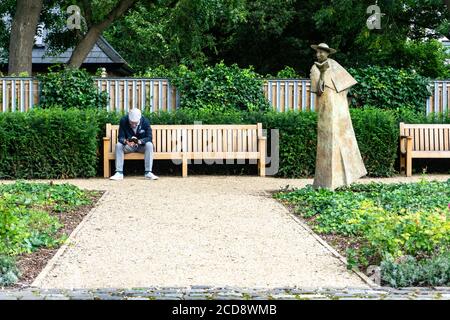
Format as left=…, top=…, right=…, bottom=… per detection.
left=8, top=0, right=43, bottom=75
left=68, top=0, right=137, bottom=69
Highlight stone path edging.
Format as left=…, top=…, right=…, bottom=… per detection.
left=1, top=286, right=449, bottom=300
left=284, top=208, right=379, bottom=288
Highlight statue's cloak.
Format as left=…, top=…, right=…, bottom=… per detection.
left=309, top=58, right=366, bottom=190
left=310, top=58, right=358, bottom=93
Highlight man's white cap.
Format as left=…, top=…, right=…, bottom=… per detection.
left=128, top=108, right=141, bottom=122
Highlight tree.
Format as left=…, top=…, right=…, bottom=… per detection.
left=68, top=0, right=138, bottom=68
left=103, top=0, right=247, bottom=71
left=1, top=0, right=449, bottom=76
left=102, top=0, right=450, bottom=77
left=1, top=0, right=139, bottom=73
left=7, top=0, right=43, bottom=75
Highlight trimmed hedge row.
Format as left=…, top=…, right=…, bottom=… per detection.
left=0, top=108, right=448, bottom=179
left=0, top=109, right=99, bottom=179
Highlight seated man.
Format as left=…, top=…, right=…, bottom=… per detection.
left=110, top=108, right=159, bottom=180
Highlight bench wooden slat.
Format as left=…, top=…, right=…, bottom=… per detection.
left=242, top=129, right=247, bottom=152
left=402, top=124, right=450, bottom=129
left=208, top=128, right=213, bottom=152
left=178, top=129, right=183, bottom=152
left=187, top=129, right=192, bottom=152
left=411, top=151, right=450, bottom=158
left=150, top=124, right=263, bottom=129
left=414, top=128, right=419, bottom=151
left=445, top=128, right=449, bottom=151
left=163, top=128, right=167, bottom=152
left=193, top=128, right=197, bottom=152
left=167, top=129, right=172, bottom=152
left=112, top=128, right=117, bottom=153
left=202, top=128, right=207, bottom=153
left=253, top=129, right=258, bottom=152
left=419, top=128, right=424, bottom=151
left=439, top=128, right=444, bottom=151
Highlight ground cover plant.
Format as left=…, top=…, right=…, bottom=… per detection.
left=274, top=179, right=450, bottom=287
left=0, top=181, right=101, bottom=286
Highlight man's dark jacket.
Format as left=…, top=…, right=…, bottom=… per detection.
left=118, top=115, right=153, bottom=145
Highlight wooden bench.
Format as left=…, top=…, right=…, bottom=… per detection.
left=103, top=123, right=267, bottom=178
left=399, top=122, right=450, bottom=176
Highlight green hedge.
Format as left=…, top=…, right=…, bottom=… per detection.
left=38, top=68, right=108, bottom=110
left=141, top=62, right=271, bottom=112
left=0, top=108, right=99, bottom=179
left=348, top=66, right=431, bottom=114
left=1, top=108, right=448, bottom=179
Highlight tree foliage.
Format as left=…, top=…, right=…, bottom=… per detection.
left=104, top=0, right=450, bottom=78
left=0, top=0, right=449, bottom=77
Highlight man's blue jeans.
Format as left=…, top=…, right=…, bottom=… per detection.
left=115, top=142, right=154, bottom=173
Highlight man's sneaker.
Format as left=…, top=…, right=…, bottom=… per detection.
left=145, top=172, right=159, bottom=180
left=110, top=172, right=124, bottom=180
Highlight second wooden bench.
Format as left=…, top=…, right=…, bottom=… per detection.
left=399, top=122, right=450, bottom=176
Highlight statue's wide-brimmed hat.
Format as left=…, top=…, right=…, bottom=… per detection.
left=311, top=43, right=336, bottom=54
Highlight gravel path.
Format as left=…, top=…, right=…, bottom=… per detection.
left=4, top=174, right=448, bottom=289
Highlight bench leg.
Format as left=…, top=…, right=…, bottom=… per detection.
left=182, top=157, right=188, bottom=178
left=258, top=160, right=265, bottom=177
left=258, top=138, right=266, bottom=177
left=405, top=137, right=413, bottom=177
left=406, top=153, right=412, bottom=177
left=399, top=153, right=405, bottom=174
left=104, top=159, right=110, bottom=178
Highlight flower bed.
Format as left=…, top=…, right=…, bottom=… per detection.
left=0, top=181, right=102, bottom=287
left=274, top=179, right=450, bottom=287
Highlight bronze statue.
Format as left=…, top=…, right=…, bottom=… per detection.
left=310, top=43, right=367, bottom=190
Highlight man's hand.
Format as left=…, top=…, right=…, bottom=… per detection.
left=126, top=140, right=137, bottom=148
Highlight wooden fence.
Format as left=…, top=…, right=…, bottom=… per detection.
left=1, top=78, right=40, bottom=112
left=264, top=80, right=317, bottom=112
left=428, top=81, right=450, bottom=114
left=0, top=77, right=448, bottom=114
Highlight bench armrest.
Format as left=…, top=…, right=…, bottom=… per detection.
left=399, top=135, right=413, bottom=154
left=103, top=137, right=111, bottom=141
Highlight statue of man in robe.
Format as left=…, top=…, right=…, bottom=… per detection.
left=310, top=43, right=367, bottom=190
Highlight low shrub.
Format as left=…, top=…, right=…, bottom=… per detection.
left=381, top=251, right=450, bottom=287
left=349, top=66, right=431, bottom=114
left=38, top=67, right=108, bottom=110
left=170, top=62, right=271, bottom=112
left=0, top=255, right=19, bottom=286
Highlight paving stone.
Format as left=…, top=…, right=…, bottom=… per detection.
left=43, top=295, right=71, bottom=300
left=91, top=294, right=122, bottom=300
left=0, top=296, right=18, bottom=300
left=2, top=286, right=450, bottom=300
